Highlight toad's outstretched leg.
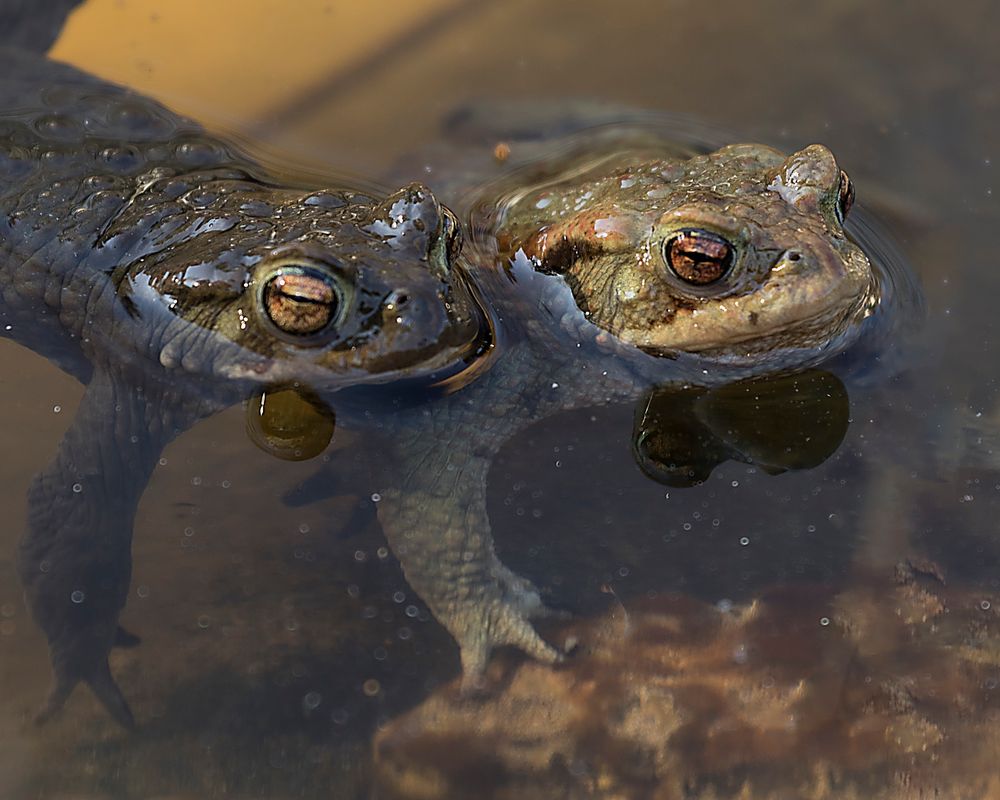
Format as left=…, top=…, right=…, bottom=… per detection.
left=17, top=365, right=209, bottom=727
left=375, top=401, right=566, bottom=687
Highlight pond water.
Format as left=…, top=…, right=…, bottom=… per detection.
left=0, top=1, right=998, bottom=798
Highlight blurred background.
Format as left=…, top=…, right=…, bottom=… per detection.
left=50, top=0, right=997, bottom=212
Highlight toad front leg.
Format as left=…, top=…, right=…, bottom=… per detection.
left=377, top=438, right=563, bottom=684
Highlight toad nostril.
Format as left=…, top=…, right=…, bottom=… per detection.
left=788, top=251, right=802, bottom=262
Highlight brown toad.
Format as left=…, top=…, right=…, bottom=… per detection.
left=493, top=141, right=875, bottom=359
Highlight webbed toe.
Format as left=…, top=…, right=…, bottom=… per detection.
left=456, top=593, right=565, bottom=691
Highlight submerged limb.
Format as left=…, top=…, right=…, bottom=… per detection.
left=33, top=620, right=135, bottom=728
left=17, top=366, right=212, bottom=726
left=378, top=465, right=565, bottom=685
left=36, top=658, right=136, bottom=730
left=86, top=659, right=136, bottom=729
left=456, top=570, right=565, bottom=688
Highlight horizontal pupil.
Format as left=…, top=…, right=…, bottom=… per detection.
left=273, top=273, right=335, bottom=304
left=665, top=230, right=733, bottom=286
left=262, top=269, right=341, bottom=337
left=279, top=291, right=330, bottom=305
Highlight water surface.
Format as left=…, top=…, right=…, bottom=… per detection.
left=1, top=0, right=998, bottom=797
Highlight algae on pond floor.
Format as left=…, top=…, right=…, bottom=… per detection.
left=376, top=568, right=1000, bottom=799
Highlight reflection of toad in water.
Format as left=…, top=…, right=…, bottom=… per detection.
left=370, top=372, right=1000, bottom=798
left=632, top=369, right=849, bottom=488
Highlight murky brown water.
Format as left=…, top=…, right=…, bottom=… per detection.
left=1, top=0, right=999, bottom=797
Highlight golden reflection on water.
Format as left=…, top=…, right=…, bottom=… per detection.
left=51, top=0, right=462, bottom=126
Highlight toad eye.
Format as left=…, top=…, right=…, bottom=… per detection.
left=837, top=169, right=855, bottom=222
left=662, top=229, right=734, bottom=286
left=261, top=266, right=346, bottom=337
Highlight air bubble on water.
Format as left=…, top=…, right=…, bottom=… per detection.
left=371, top=493, right=382, bottom=503
left=731, top=480, right=739, bottom=488
left=354, top=550, right=366, bottom=562
left=682, top=522, right=692, bottom=531
left=405, top=605, right=419, bottom=618
left=221, top=480, right=231, bottom=489
left=184, top=527, right=195, bottom=537
left=981, top=600, right=992, bottom=611
left=70, top=590, right=85, bottom=603
left=136, top=585, right=149, bottom=598
left=197, top=615, right=210, bottom=628
left=397, top=626, right=412, bottom=640
left=298, top=522, right=310, bottom=534
left=346, top=584, right=360, bottom=599
left=3, top=325, right=11, bottom=331
left=739, top=537, right=750, bottom=546
left=377, top=547, right=389, bottom=559
left=53, top=405, right=61, bottom=413
left=331, top=708, right=349, bottom=725
left=71, top=483, right=82, bottom=493
left=159, top=457, right=168, bottom=466
left=717, top=599, right=733, bottom=613
left=819, top=617, right=831, bottom=627
left=393, top=591, right=405, bottom=603
left=191, top=476, right=202, bottom=486
left=373, top=647, right=388, bottom=662
left=303, top=691, right=322, bottom=711
left=362, top=679, right=380, bottom=696
left=618, top=566, right=630, bottom=578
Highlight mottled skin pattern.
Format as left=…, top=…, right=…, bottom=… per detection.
left=365, top=251, right=878, bottom=683
left=371, top=265, right=658, bottom=676
left=496, top=142, right=877, bottom=357
left=367, top=126, right=889, bottom=685
left=0, top=49, right=483, bottom=726
left=1, top=5, right=889, bottom=722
